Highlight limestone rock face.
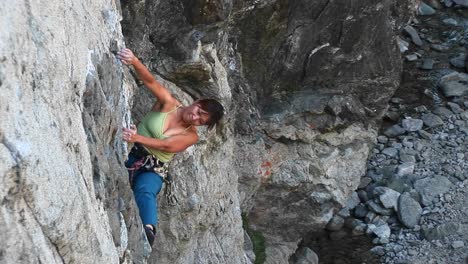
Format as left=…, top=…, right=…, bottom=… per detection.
left=0, top=1, right=148, bottom=263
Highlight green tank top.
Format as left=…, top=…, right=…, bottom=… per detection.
left=137, top=107, right=179, bottom=163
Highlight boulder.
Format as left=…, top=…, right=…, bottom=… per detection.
left=414, top=176, right=453, bottom=206
left=439, top=72, right=468, bottom=97
left=397, top=193, right=422, bottom=228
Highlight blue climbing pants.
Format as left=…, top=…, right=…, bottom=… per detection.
left=125, top=154, right=164, bottom=227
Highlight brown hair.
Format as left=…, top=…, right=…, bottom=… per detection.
left=197, top=98, right=224, bottom=130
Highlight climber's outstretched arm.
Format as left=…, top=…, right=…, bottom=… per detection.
left=117, top=48, right=174, bottom=105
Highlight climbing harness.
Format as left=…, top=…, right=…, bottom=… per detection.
left=127, top=143, right=179, bottom=206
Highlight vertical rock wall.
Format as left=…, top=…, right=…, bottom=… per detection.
left=0, top=1, right=148, bottom=263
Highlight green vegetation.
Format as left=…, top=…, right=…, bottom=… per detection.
left=242, top=213, right=266, bottom=264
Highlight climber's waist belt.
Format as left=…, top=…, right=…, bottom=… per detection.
left=129, top=143, right=165, bottom=168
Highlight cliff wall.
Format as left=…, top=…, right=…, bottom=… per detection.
left=0, top=0, right=415, bottom=263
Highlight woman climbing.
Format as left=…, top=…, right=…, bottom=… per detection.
left=117, top=48, right=224, bottom=245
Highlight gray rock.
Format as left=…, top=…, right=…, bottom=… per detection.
left=400, top=154, right=416, bottom=163
left=374, top=187, right=400, bottom=209
left=397, top=37, right=410, bottom=53
left=326, top=215, right=345, bottom=231
left=420, top=58, right=434, bottom=70
left=418, top=130, right=432, bottom=140
left=358, top=177, right=372, bottom=189
left=403, top=25, right=423, bottom=46
left=397, top=193, right=422, bottom=228
left=397, top=163, right=415, bottom=176
left=423, top=223, right=465, bottom=240
left=373, top=224, right=391, bottom=239
left=439, top=72, right=468, bottom=97
left=371, top=246, right=386, bottom=256
left=422, top=113, right=444, bottom=128
left=414, top=176, right=453, bottom=206
left=449, top=53, right=466, bottom=68
left=406, top=54, right=418, bottom=61
left=352, top=224, right=367, bottom=236
left=384, top=125, right=406, bottom=137
left=426, top=0, right=443, bottom=9
left=293, top=247, right=319, bottom=264
left=345, top=192, right=361, bottom=210
left=354, top=204, right=369, bottom=218
left=443, top=18, right=458, bottom=26
left=377, top=136, right=389, bottom=144
left=402, top=118, right=424, bottom=131
left=418, top=2, right=436, bottom=15
left=453, top=0, right=468, bottom=7
left=431, top=44, right=450, bottom=52
left=367, top=201, right=394, bottom=216
left=434, top=107, right=453, bottom=118
left=444, top=0, right=454, bottom=7
left=451, top=241, right=465, bottom=249
left=358, top=190, right=369, bottom=203
left=382, top=147, right=399, bottom=157
left=447, top=102, right=463, bottom=113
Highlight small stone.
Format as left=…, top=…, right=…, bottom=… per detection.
left=447, top=102, right=463, bottom=113
left=420, top=58, right=434, bottom=70
left=326, top=215, right=345, bottom=231
left=452, top=241, right=465, bottom=249
left=354, top=204, right=368, bottom=218
left=422, top=113, right=444, bottom=128
left=382, top=147, right=398, bottom=157
left=404, top=25, right=423, bottom=46
left=374, top=187, right=400, bottom=209
left=345, top=192, right=361, bottom=210
left=396, top=37, right=409, bottom=53
left=444, top=0, right=454, bottom=7
left=397, top=163, right=415, bottom=176
left=418, top=2, right=436, bottom=15
left=385, top=111, right=400, bottom=122
left=373, top=224, right=391, bottom=239
left=352, top=224, right=366, bottom=236
left=418, top=130, right=432, bottom=140
left=384, top=125, right=406, bottom=137
left=453, top=0, right=468, bottom=7
left=358, top=191, right=369, bottom=204
left=439, top=72, right=468, bottom=97
left=443, top=18, right=458, bottom=26
left=433, top=107, right=453, bottom=118
left=371, top=246, right=386, bottom=256
left=406, top=54, right=418, bottom=61
left=377, top=136, right=388, bottom=144
left=431, top=44, right=450, bottom=52
left=368, top=201, right=393, bottom=216
left=449, top=53, right=466, bottom=68
left=402, top=118, right=424, bottom=131
left=400, top=154, right=416, bottom=163
left=294, top=247, right=319, bottom=264
left=358, top=177, right=372, bottom=189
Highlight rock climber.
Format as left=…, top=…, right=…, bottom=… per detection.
left=118, top=48, right=224, bottom=245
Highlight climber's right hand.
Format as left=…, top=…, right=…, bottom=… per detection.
left=117, top=48, right=137, bottom=65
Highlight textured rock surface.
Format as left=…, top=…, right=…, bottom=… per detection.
left=0, top=1, right=149, bottom=263
left=1, top=0, right=415, bottom=263
left=121, top=0, right=413, bottom=263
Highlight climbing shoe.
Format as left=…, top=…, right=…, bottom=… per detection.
left=144, top=225, right=155, bottom=246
